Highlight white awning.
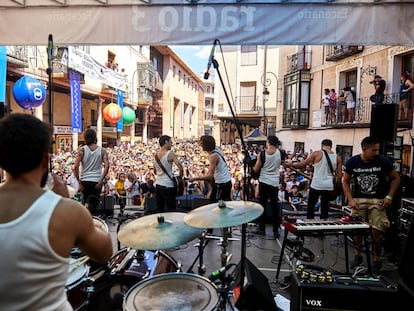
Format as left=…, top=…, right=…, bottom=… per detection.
left=0, top=2, right=413, bottom=46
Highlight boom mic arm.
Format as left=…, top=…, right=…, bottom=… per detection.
left=203, top=39, right=218, bottom=80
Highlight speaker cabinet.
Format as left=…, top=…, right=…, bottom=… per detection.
left=399, top=199, right=414, bottom=300
left=370, top=104, right=398, bottom=142
left=290, top=271, right=398, bottom=310
left=233, top=258, right=277, bottom=311
left=144, top=197, right=157, bottom=214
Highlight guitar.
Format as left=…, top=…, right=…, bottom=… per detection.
left=282, top=162, right=313, bottom=180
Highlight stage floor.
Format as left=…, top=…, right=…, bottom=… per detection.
left=86, top=204, right=409, bottom=311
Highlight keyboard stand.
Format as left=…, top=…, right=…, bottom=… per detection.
left=275, top=223, right=372, bottom=281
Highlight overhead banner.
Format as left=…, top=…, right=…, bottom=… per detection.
left=69, top=69, right=82, bottom=133
left=0, top=46, right=6, bottom=102
left=68, top=47, right=127, bottom=91
left=117, top=90, right=124, bottom=133
left=0, top=4, right=413, bottom=45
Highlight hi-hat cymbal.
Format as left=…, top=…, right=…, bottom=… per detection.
left=184, top=200, right=264, bottom=229
left=118, top=212, right=204, bottom=250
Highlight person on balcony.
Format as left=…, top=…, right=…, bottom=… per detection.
left=344, top=86, right=356, bottom=124
left=399, top=73, right=414, bottom=121
left=321, top=88, right=331, bottom=125
left=338, top=88, right=347, bottom=124
left=370, top=75, right=386, bottom=105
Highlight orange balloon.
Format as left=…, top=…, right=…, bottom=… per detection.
left=103, top=103, right=122, bottom=123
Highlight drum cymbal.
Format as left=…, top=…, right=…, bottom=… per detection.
left=118, top=212, right=204, bottom=250
left=184, top=200, right=264, bottom=229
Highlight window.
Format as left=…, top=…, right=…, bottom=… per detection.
left=241, top=45, right=257, bottom=66
left=336, top=145, right=353, bottom=165
left=283, top=70, right=311, bottom=127
left=240, top=82, right=257, bottom=111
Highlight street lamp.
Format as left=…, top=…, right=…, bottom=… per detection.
left=261, top=72, right=279, bottom=135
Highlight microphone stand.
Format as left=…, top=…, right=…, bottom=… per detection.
left=210, top=55, right=253, bottom=297
left=46, top=34, right=54, bottom=170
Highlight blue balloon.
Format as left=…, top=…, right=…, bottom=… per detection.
left=12, top=76, right=46, bottom=110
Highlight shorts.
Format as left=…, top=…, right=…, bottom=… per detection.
left=346, top=101, right=355, bottom=109
left=351, top=198, right=390, bottom=232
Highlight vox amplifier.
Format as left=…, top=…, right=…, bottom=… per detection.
left=290, top=268, right=398, bottom=311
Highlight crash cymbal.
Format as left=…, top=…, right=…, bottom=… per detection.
left=118, top=212, right=204, bottom=250
left=184, top=200, right=264, bottom=229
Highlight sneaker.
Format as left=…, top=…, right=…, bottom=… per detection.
left=350, top=255, right=363, bottom=268
left=372, top=260, right=382, bottom=276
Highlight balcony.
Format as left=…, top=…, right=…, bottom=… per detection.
left=320, top=93, right=412, bottom=129
left=325, top=45, right=364, bottom=62
left=287, top=51, right=311, bottom=74
left=234, top=96, right=259, bottom=114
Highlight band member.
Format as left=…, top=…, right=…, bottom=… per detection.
left=252, top=135, right=283, bottom=238
left=287, top=139, right=342, bottom=220
left=189, top=135, right=232, bottom=236
left=153, top=135, right=184, bottom=213
left=343, top=136, right=400, bottom=275
left=0, top=113, right=113, bottom=310
left=73, top=128, right=110, bottom=213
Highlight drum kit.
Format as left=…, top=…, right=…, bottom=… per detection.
left=66, top=200, right=263, bottom=311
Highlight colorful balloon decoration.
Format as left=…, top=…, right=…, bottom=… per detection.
left=122, top=106, right=136, bottom=125
left=12, top=76, right=46, bottom=110
left=103, top=103, right=122, bottom=123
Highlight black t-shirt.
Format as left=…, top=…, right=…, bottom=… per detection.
left=344, top=154, right=393, bottom=198
left=375, top=79, right=386, bottom=95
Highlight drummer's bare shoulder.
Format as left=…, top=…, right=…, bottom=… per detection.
left=51, top=199, right=113, bottom=264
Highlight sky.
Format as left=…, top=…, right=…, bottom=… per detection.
left=170, top=45, right=212, bottom=78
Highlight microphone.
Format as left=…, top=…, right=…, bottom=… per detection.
left=203, top=39, right=218, bottom=80
left=47, top=34, right=53, bottom=69
left=208, top=263, right=232, bottom=282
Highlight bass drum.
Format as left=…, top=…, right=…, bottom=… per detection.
left=87, top=248, right=179, bottom=311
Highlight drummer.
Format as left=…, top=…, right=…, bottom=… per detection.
left=189, top=135, right=232, bottom=237
left=0, top=114, right=113, bottom=311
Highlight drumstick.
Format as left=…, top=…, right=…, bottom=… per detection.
left=69, top=255, right=90, bottom=273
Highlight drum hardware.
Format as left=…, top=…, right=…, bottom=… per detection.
left=184, top=200, right=264, bottom=300
left=114, top=212, right=141, bottom=251
left=87, top=248, right=179, bottom=311
left=207, top=263, right=237, bottom=311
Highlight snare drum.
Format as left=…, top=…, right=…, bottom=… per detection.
left=66, top=258, right=90, bottom=311
left=92, top=216, right=109, bottom=233
left=87, top=248, right=179, bottom=311
left=124, top=272, right=219, bottom=311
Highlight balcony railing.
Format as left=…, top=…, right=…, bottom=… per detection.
left=325, top=45, right=364, bottom=61
left=320, top=92, right=412, bottom=129
left=235, top=96, right=259, bottom=113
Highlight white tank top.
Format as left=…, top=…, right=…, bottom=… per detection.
left=213, top=148, right=231, bottom=184
left=81, top=145, right=103, bottom=182
left=155, top=151, right=174, bottom=188
left=0, top=190, right=72, bottom=311
left=311, top=151, right=336, bottom=191
left=259, top=149, right=282, bottom=186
